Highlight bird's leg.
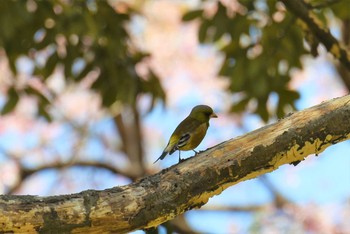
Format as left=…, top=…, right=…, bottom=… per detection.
left=192, top=150, right=198, bottom=155
left=178, top=151, right=182, bottom=163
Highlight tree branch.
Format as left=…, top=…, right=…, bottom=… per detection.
left=113, top=104, right=145, bottom=176
left=1, top=95, right=350, bottom=233
left=336, top=19, right=350, bottom=91
left=308, top=0, right=342, bottom=9
left=280, top=0, right=350, bottom=70
left=201, top=204, right=265, bottom=212
left=259, top=175, right=290, bottom=208
left=5, top=161, right=138, bottom=195
left=20, top=161, right=137, bottom=180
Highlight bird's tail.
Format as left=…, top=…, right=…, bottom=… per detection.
left=153, top=151, right=168, bottom=164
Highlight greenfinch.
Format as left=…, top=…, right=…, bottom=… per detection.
left=154, top=105, right=217, bottom=163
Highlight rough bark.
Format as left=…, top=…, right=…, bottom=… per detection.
left=1, top=95, right=350, bottom=233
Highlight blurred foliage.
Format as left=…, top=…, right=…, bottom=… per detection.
left=0, top=0, right=349, bottom=122
left=0, top=0, right=165, bottom=118
left=183, top=0, right=349, bottom=121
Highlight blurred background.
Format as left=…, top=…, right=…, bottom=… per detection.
left=0, top=0, right=349, bottom=233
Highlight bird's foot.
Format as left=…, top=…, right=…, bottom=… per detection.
left=178, top=158, right=186, bottom=163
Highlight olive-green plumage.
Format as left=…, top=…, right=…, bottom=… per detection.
left=154, top=105, right=217, bottom=163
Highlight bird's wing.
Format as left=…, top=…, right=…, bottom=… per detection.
left=168, top=117, right=201, bottom=154
left=169, top=133, right=190, bottom=155
left=177, top=133, right=191, bottom=148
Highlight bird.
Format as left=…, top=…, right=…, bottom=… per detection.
left=154, top=105, right=217, bottom=163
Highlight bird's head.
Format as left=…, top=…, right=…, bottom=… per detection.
left=189, top=105, right=218, bottom=122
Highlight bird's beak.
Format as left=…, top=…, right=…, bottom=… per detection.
left=210, top=113, right=218, bottom=118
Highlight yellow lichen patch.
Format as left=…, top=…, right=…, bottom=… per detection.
left=325, top=134, right=333, bottom=142
left=144, top=210, right=178, bottom=229
left=273, top=139, right=319, bottom=166
left=187, top=165, right=276, bottom=211
left=11, top=222, right=36, bottom=232
left=303, top=140, right=318, bottom=155
left=271, top=135, right=346, bottom=168
left=268, top=143, right=299, bottom=166
left=0, top=209, right=44, bottom=231
left=0, top=213, right=17, bottom=230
